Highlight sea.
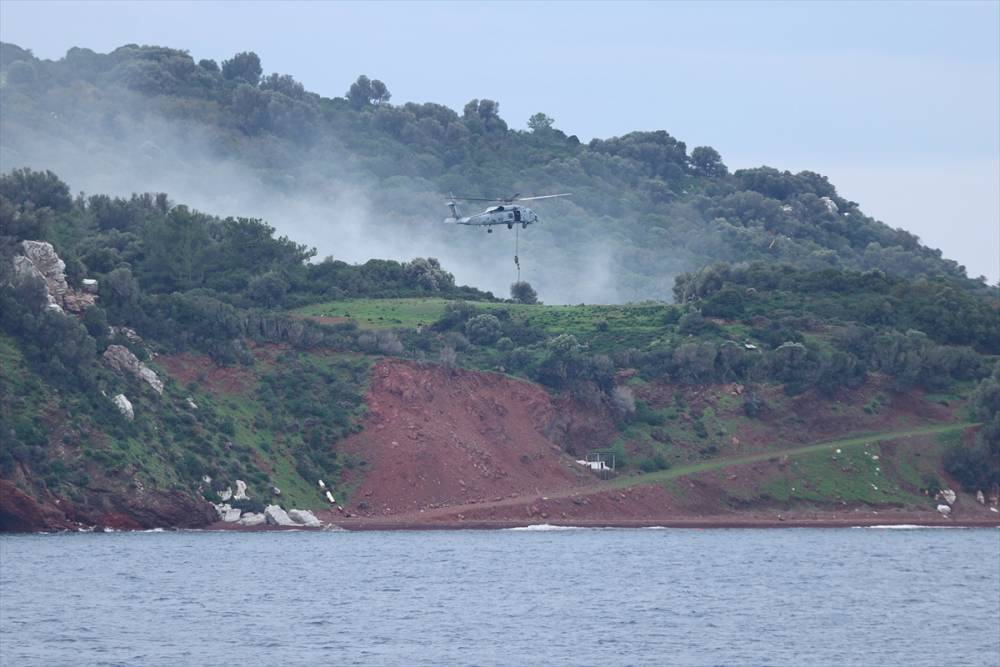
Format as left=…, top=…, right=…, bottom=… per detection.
left=1, top=527, right=998, bottom=666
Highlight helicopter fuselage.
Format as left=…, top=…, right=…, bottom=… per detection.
left=445, top=204, right=538, bottom=230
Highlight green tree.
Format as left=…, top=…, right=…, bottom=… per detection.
left=510, top=281, right=538, bottom=304
left=465, top=314, right=502, bottom=345
left=527, top=112, right=554, bottom=133
left=221, top=51, right=262, bottom=85
left=689, top=146, right=727, bottom=177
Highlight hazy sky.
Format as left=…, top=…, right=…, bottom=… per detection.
left=2, top=0, right=998, bottom=282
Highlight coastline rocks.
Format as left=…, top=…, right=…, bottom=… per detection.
left=112, top=393, right=134, bottom=421
left=936, top=504, right=952, bottom=517
left=239, top=512, right=266, bottom=526
left=976, top=490, right=985, bottom=505
left=937, top=489, right=957, bottom=505
left=213, top=503, right=241, bottom=522
left=102, top=345, right=164, bottom=395
left=219, top=486, right=233, bottom=502
left=264, top=505, right=297, bottom=526
left=288, top=509, right=322, bottom=527
left=234, top=480, right=249, bottom=500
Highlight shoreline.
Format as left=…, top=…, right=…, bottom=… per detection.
left=203, top=513, right=1000, bottom=532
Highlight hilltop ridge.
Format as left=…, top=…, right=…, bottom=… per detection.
left=0, top=41, right=991, bottom=303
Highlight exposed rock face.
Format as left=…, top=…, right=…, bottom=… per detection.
left=14, top=241, right=97, bottom=313
left=219, top=486, right=233, bottom=502
left=81, top=278, right=99, bottom=294
left=102, top=345, right=164, bottom=395
left=288, top=509, right=322, bottom=527
left=234, top=480, right=249, bottom=500
left=937, top=504, right=952, bottom=516
left=820, top=196, right=839, bottom=214
left=20, top=240, right=68, bottom=303
left=976, top=491, right=986, bottom=505
left=222, top=508, right=242, bottom=522
left=0, top=480, right=74, bottom=532
left=264, top=505, right=297, bottom=526
left=937, top=489, right=957, bottom=505
left=239, top=512, right=266, bottom=526
left=112, top=393, right=134, bottom=421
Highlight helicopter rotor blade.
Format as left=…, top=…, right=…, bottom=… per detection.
left=448, top=195, right=502, bottom=202
left=512, top=193, right=572, bottom=202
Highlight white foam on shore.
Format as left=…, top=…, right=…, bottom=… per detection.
left=505, top=524, right=586, bottom=531
left=862, top=525, right=963, bottom=530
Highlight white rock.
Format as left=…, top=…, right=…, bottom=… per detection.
left=102, top=345, right=164, bottom=395
left=213, top=503, right=232, bottom=519
left=234, top=480, right=249, bottom=500
left=219, top=486, right=233, bottom=502
left=325, top=490, right=336, bottom=504
left=318, top=479, right=327, bottom=489
left=202, top=475, right=212, bottom=484
left=272, top=486, right=281, bottom=496
left=820, top=196, right=839, bottom=214
left=264, top=505, right=297, bottom=526
left=186, top=397, right=198, bottom=410
left=936, top=504, right=952, bottom=516
left=19, top=240, right=68, bottom=303
left=15, top=241, right=95, bottom=313
left=112, top=394, right=134, bottom=421
left=222, top=508, right=242, bottom=523
left=239, top=512, right=266, bottom=526
left=976, top=490, right=985, bottom=505
left=81, top=278, right=99, bottom=294
left=288, top=509, right=322, bottom=527
left=938, top=489, right=957, bottom=505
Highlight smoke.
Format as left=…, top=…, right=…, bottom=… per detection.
left=0, top=96, right=669, bottom=304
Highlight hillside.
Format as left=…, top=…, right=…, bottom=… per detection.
left=1, top=170, right=998, bottom=531
left=0, top=42, right=993, bottom=305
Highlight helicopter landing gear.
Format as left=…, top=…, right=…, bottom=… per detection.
left=507, top=223, right=513, bottom=230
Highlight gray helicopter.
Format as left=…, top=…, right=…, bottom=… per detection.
left=444, top=193, right=570, bottom=232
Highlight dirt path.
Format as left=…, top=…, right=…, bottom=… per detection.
left=334, top=421, right=978, bottom=526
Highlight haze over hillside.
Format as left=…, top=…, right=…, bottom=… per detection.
left=0, top=41, right=990, bottom=303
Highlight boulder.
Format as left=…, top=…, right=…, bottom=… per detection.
left=222, top=508, right=242, bottom=523
left=185, top=397, right=199, bottom=410
left=820, top=196, right=839, bottom=214
left=976, top=490, right=986, bottom=505
left=102, top=345, right=164, bottom=395
left=288, top=509, right=322, bottom=527
left=234, top=480, right=249, bottom=500
left=264, top=505, right=297, bottom=526
left=936, top=504, right=952, bottom=516
left=239, top=512, right=266, bottom=526
left=20, top=240, right=68, bottom=305
left=14, top=241, right=97, bottom=314
left=937, top=489, right=957, bottom=505
left=219, top=486, right=233, bottom=502
left=81, top=278, right=99, bottom=294
left=112, top=394, right=134, bottom=421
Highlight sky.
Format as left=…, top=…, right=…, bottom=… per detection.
left=2, top=0, right=998, bottom=283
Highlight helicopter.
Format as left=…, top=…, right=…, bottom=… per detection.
left=444, top=193, right=570, bottom=232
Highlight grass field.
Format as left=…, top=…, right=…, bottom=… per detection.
left=294, top=297, right=684, bottom=351
left=611, top=421, right=974, bottom=503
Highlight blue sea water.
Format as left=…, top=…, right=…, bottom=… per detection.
left=1, top=527, right=998, bottom=666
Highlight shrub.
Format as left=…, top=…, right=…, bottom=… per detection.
left=465, top=314, right=502, bottom=345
